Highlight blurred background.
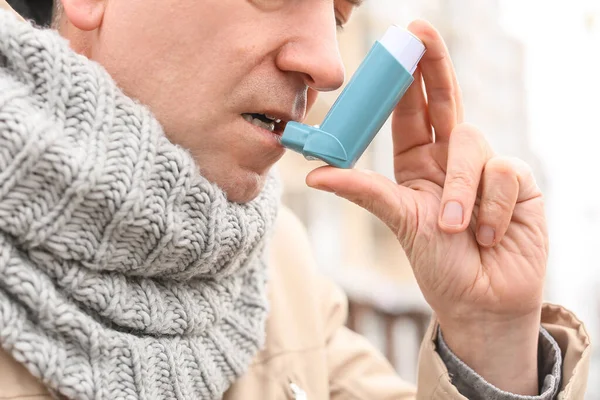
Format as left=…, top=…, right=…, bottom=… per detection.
left=278, top=0, right=600, bottom=397
left=7, top=0, right=599, bottom=396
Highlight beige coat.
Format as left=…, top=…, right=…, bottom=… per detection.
left=0, top=207, right=591, bottom=399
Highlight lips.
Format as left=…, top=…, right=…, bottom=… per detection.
left=241, top=112, right=289, bottom=135
left=242, top=113, right=277, bottom=132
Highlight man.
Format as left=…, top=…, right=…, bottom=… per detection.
left=0, top=0, right=590, bottom=399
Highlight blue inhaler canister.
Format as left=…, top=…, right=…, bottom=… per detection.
left=281, top=26, right=426, bottom=168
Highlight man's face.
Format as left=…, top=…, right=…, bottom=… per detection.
left=61, top=0, right=359, bottom=202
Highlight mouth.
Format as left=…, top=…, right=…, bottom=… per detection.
left=241, top=113, right=288, bottom=136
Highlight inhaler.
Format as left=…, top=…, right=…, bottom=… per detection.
left=281, top=26, right=426, bottom=168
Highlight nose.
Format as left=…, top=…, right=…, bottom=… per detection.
left=276, top=11, right=346, bottom=92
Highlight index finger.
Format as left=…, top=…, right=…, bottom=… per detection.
left=408, top=20, right=464, bottom=141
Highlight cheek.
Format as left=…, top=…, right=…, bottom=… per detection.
left=93, top=0, right=284, bottom=159
left=97, top=0, right=282, bottom=112
left=94, top=19, right=234, bottom=129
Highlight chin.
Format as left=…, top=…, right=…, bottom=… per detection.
left=215, top=169, right=269, bottom=204
left=192, top=147, right=281, bottom=204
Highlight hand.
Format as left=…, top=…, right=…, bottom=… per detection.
left=307, top=20, right=547, bottom=395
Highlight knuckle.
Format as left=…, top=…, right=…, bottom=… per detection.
left=486, top=156, right=517, bottom=173
left=481, top=195, right=513, bottom=216
left=447, top=170, right=477, bottom=192
left=484, top=159, right=518, bottom=190
left=429, top=86, right=455, bottom=103
left=451, top=124, right=490, bottom=157
left=486, top=156, right=540, bottom=194
left=508, top=156, right=530, bottom=170
left=514, top=158, right=537, bottom=184
left=488, top=156, right=529, bottom=175
left=487, top=163, right=517, bottom=184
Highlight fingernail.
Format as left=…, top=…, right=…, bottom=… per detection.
left=442, top=201, right=463, bottom=227
left=478, top=225, right=495, bottom=246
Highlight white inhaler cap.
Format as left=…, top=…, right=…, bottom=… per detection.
left=379, top=25, right=426, bottom=74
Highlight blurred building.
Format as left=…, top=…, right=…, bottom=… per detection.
left=279, top=0, right=540, bottom=383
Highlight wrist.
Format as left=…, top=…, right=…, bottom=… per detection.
left=438, top=308, right=542, bottom=395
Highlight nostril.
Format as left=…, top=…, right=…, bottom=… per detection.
left=308, top=63, right=345, bottom=92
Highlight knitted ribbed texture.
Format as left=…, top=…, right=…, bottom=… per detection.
left=0, top=11, right=280, bottom=399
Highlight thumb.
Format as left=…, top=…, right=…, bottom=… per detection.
left=306, top=166, right=417, bottom=239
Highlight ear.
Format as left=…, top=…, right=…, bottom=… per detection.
left=60, top=0, right=106, bottom=31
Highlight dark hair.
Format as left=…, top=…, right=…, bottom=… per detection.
left=6, top=0, right=54, bottom=26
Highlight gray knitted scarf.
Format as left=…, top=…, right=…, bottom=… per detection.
left=0, top=11, right=280, bottom=400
